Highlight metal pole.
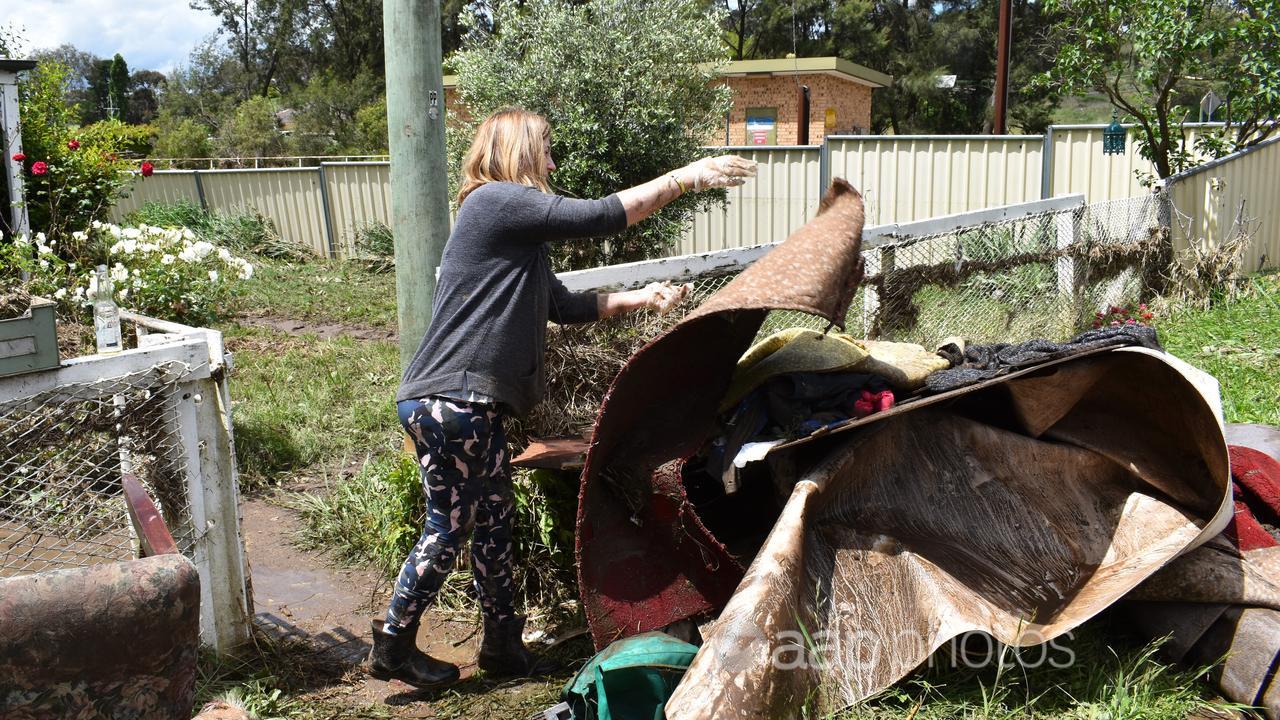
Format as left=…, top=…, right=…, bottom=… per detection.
left=993, top=0, right=1012, bottom=135
left=384, top=0, right=450, bottom=369
left=1, top=70, right=32, bottom=241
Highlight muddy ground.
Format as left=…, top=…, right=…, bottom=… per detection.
left=239, top=477, right=579, bottom=718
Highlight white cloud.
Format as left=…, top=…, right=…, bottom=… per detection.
left=8, top=0, right=224, bottom=73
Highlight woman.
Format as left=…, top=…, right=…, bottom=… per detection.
left=367, top=107, right=756, bottom=689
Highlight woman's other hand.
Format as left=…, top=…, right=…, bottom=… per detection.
left=641, top=281, right=692, bottom=314
left=676, top=155, right=758, bottom=191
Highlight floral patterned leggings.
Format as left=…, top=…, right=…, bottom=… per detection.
left=383, top=396, right=517, bottom=635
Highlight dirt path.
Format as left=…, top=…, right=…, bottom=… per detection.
left=239, top=491, right=568, bottom=717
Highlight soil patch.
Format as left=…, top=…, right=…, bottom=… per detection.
left=233, top=312, right=397, bottom=342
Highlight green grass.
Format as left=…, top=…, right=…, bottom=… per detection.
left=289, top=453, right=423, bottom=577
left=836, top=622, right=1237, bottom=719
left=223, top=324, right=401, bottom=486
left=1159, top=272, right=1280, bottom=425
left=233, top=258, right=398, bottom=329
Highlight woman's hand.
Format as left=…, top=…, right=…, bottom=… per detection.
left=617, top=155, right=757, bottom=226
left=674, top=155, right=758, bottom=192
left=641, top=281, right=692, bottom=314
left=598, top=281, right=694, bottom=318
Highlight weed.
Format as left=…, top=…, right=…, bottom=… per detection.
left=223, top=326, right=401, bottom=487
left=352, top=221, right=395, bottom=273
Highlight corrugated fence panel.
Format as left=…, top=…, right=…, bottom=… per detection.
left=1048, top=124, right=1219, bottom=202
left=198, top=168, right=329, bottom=256
left=826, top=136, right=1043, bottom=226
left=1167, top=136, right=1280, bottom=273
left=323, top=162, right=393, bottom=257
left=679, top=147, right=820, bottom=255
left=109, top=172, right=202, bottom=222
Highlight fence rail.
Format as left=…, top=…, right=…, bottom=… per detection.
left=112, top=123, right=1265, bottom=263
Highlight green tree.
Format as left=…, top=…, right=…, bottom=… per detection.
left=153, top=112, right=214, bottom=162
left=215, top=95, right=287, bottom=158
left=1043, top=0, right=1280, bottom=181
left=190, top=0, right=314, bottom=98
left=108, top=53, right=130, bottom=120
left=353, top=97, right=388, bottom=153
left=284, top=71, right=383, bottom=154
left=127, top=69, right=167, bottom=124
left=452, top=0, right=733, bottom=269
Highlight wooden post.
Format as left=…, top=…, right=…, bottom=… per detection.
left=385, top=0, right=450, bottom=369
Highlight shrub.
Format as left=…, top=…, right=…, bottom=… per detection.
left=127, top=201, right=310, bottom=262
left=16, top=59, right=136, bottom=242
left=450, top=0, right=732, bottom=269
left=0, top=222, right=254, bottom=326
left=352, top=220, right=394, bottom=272
left=77, top=119, right=157, bottom=158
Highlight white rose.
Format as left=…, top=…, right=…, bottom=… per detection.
left=53, top=288, right=67, bottom=299
left=208, top=270, right=220, bottom=282
left=119, top=288, right=129, bottom=299
left=218, top=248, right=232, bottom=262
left=110, top=264, right=128, bottom=283
left=38, top=259, right=49, bottom=269
left=238, top=263, right=254, bottom=280
left=161, top=254, right=175, bottom=265
left=122, top=228, right=141, bottom=239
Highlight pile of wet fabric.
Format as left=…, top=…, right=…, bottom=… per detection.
left=573, top=179, right=1242, bottom=720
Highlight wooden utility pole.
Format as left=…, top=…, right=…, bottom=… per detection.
left=993, top=0, right=1012, bottom=134
left=384, top=0, right=450, bottom=368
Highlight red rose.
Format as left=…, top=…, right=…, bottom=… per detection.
left=67, top=139, right=80, bottom=150
left=1141, top=312, right=1154, bottom=321
left=140, top=161, right=154, bottom=177
left=11, top=152, right=24, bottom=162
left=31, top=161, right=48, bottom=175
left=1092, top=320, right=1102, bottom=329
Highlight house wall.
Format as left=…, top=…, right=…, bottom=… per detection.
left=724, top=74, right=873, bottom=146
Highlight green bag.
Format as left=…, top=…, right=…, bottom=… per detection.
left=560, top=632, right=699, bottom=720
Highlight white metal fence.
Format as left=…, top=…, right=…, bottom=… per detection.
left=0, top=314, right=252, bottom=652
left=110, top=123, right=1242, bottom=262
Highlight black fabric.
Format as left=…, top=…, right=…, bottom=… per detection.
left=926, top=325, right=1163, bottom=394
left=761, top=372, right=888, bottom=435
left=397, top=182, right=627, bottom=415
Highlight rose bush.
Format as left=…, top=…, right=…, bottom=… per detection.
left=15, top=59, right=135, bottom=248
left=1, top=222, right=253, bottom=327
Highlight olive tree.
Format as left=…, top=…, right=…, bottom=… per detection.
left=450, top=0, right=733, bottom=269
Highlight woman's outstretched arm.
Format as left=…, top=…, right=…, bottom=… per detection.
left=616, top=155, right=757, bottom=225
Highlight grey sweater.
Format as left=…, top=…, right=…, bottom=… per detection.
left=397, top=182, right=627, bottom=416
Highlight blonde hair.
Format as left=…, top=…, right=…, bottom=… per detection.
left=456, top=107, right=552, bottom=204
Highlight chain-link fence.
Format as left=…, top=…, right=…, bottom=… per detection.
left=537, top=193, right=1170, bottom=444
left=643, top=193, right=1167, bottom=348
left=0, top=321, right=252, bottom=650
left=0, top=363, right=196, bottom=579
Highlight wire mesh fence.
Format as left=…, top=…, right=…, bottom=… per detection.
left=658, top=193, right=1167, bottom=348
left=534, top=194, right=1169, bottom=444
left=0, top=362, right=198, bottom=579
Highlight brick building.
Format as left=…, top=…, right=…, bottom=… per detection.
left=442, top=56, right=891, bottom=147
left=719, top=57, right=891, bottom=146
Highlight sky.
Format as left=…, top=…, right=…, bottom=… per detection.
left=6, top=0, right=223, bottom=73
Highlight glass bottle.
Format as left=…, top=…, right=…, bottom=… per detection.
left=93, top=264, right=123, bottom=354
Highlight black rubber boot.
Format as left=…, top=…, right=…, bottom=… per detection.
left=367, top=619, right=460, bottom=689
left=477, top=615, right=554, bottom=677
